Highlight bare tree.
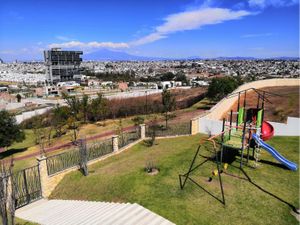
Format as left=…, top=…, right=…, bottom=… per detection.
left=78, top=139, right=89, bottom=176
left=161, top=89, right=176, bottom=129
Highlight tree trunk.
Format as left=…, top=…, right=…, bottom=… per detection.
left=165, top=112, right=168, bottom=129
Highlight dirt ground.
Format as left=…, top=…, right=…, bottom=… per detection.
left=223, top=86, right=299, bottom=123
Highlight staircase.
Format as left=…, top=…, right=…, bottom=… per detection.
left=16, top=199, right=175, bottom=225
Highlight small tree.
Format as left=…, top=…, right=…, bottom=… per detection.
left=132, top=116, right=144, bottom=133
left=81, top=94, right=89, bottom=123
left=90, top=93, right=108, bottom=122
left=78, top=139, right=88, bottom=176
left=161, top=89, right=176, bottom=129
left=62, top=92, right=81, bottom=121
left=67, top=116, right=79, bottom=143
left=207, top=77, right=239, bottom=100
left=16, top=94, right=21, bottom=103
left=0, top=110, right=25, bottom=149
left=52, top=105, right=69, bottom=138
left=147, top=118, right=160, bottom=147
left=116, top=119, right=124, bottom=146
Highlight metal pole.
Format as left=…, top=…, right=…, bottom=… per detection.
left=229, top=110, right=233, bottom=140
left=145, top=90, right=148, bottom=115
left=243, top=90, right=247, bottom=109
left=246, top=124, right=251, bottom=163
left=261, top=91, right=265, bottom=125
left=220, top=118, right=225, bottom=165
left=236, top=92, right=240, bottom=130
left=240, top=115, right=247, bottom=169
left=179, top=145, right=201, bottom=189
left=23, top=170, right=30, bottom=205
left=214, top=143, right=225, bottom=205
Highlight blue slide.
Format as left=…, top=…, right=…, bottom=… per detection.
left=252, top=133, right=298, bottom=171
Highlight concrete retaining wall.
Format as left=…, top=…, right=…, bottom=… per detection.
left=15, top=107, right=52, bottom=124
left=198, top=116, right=300, bottom=136
left=270, top=117, right=300, bottom=136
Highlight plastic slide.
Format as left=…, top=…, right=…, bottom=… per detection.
left=261, top=121, right=274, bottom=141
left=252, top=133, right=298, bottom=171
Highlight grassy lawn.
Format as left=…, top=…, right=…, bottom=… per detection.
left=50, top=135, right=299, bottom=225
left=0, top=216, right=39, bottom=225
left=15, top=217, right=39, bottom=225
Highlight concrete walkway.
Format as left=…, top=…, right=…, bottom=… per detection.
left=16, top=199, right=175, bottom=225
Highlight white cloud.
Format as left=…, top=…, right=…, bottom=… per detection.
left=0, top=47, right=44, bottom=55
left=55, top=36, right=74, bottom=41
left=131, top=7, right=251, bottom=46
left=248, top=0, right=298, bottom=8
left=48, top=41, right=129, bottom=49
left=241, top=32, right=273, bottom=38
left=132, top=33, right=168, bottom=46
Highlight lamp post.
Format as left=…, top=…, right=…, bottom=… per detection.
left=145, top=89, right=148, bottom=115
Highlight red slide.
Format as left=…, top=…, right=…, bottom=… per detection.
left=261, top=121, right=274, bottom=141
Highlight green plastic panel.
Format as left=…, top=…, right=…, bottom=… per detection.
left=256, top=109, right=263, bottom=128
left=238, top=107, right=244, bottom=125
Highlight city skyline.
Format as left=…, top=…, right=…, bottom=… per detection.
left=0, top=0, right=299, bottom=61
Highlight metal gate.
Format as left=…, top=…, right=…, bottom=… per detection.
left=13, top=165, right=42, bottom=209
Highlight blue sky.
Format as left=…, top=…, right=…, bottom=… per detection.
left=0, top=0, right=299, bottom=61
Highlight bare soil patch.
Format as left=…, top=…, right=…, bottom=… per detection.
left=223, top=86, right=299, bottom=123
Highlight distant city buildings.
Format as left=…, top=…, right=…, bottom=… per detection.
left=0, top=58, right=299, bottom=86
left=44, top=48, right=83, bottom=84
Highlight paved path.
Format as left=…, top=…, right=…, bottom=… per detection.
left=16, top=199, right=175, bottom=225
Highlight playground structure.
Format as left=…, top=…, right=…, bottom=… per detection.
left=179, top=88, right=298, bottom=205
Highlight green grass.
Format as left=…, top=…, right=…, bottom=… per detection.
left=184, top=97, right=216, bottom=112
left=0, top=216, right=39, bottom=225
left=50, top=135, right=299, bottom=225
left=8, top=130, right=36, bottom=151
left=15, top=217, right=39, bottom=225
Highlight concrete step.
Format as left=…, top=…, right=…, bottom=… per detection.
left=16, top=199, right=176, bottom=225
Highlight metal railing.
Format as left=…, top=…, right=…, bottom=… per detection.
left=46, top=149, right=81, bottom=175
left=118, top=130, right=140, bottom=148
left=88, top=139, right=113, bottom=161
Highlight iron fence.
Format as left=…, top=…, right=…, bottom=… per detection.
left=88, top=139, right=113, bottom=161
left=12, top=165, right=42, bottom=208
left=46, top=149, right=80, bottom=175
left=146, top=122, right=191, bottom=137
left=118, top=129, right=140, bottom=148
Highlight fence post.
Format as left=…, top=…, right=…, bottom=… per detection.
left=140, top=124, right=146, bottom=139
left=6, top=175, right=13, bottom=212
left=112, top=135, right=119, bottom=152
left=190, top=118, right=199, bottom=135
left=36, top=156, right=48, bottom=198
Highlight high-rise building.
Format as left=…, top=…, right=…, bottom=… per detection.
left=44, top=48, right=83, bottom=84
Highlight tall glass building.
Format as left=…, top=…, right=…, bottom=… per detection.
left=44, top=48, right=83, bottom=84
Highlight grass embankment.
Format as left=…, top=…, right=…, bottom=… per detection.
left=1, top=97, right=212, bottom=171
left=226, top=86, right=299, bottom=123
left=50, top=135, right=299, bottom=225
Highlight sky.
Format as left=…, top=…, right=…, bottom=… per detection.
left=0, top=0, right=299, bottom=61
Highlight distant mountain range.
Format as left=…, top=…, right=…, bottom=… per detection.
left=83, top=49, right=165, bottom=61
left=83, top=50, right=299, bottom=61
left=1, top=49, right=299, bottom=62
